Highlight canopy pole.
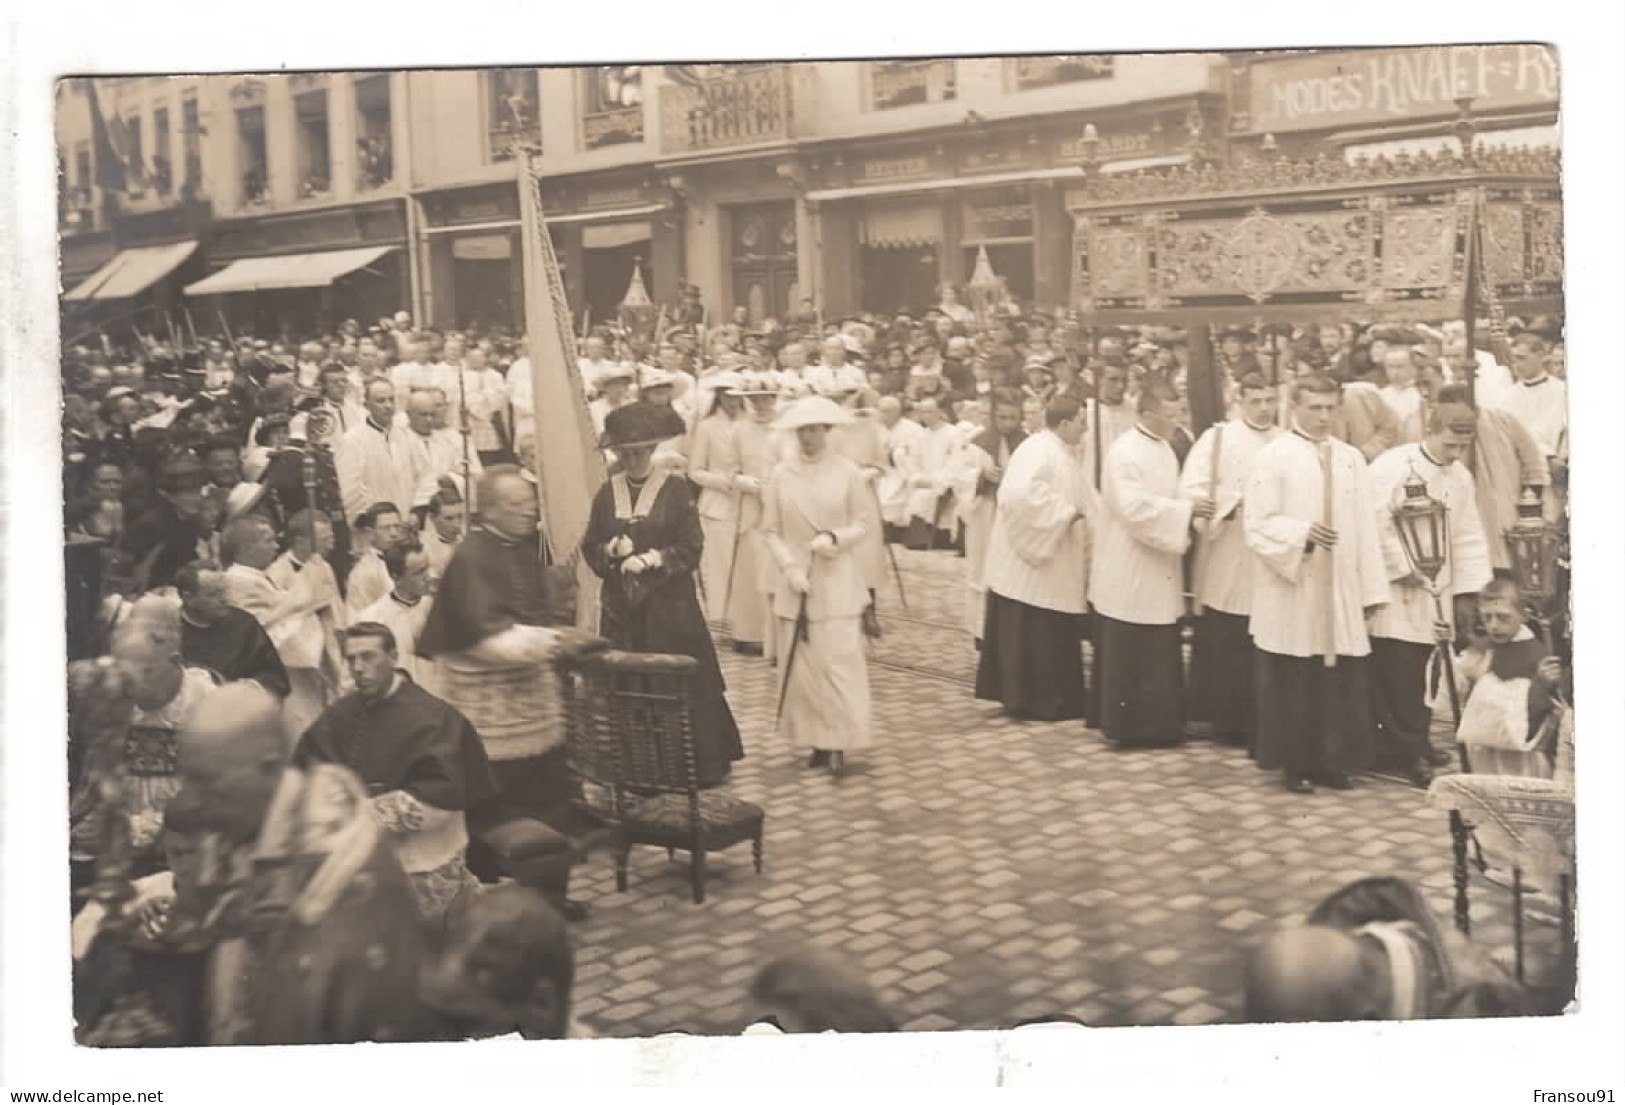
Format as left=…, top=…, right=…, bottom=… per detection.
left=1461, top=191, right=1481, bottom=408
left=1187, top=323, right=1220, bottom=437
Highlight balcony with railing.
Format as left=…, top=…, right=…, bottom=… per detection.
left=660, top=65, right=794, bottom=156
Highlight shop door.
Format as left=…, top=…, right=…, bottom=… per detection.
left=961, top=244, right=1035, bottom=308
left=860, top=245, right=939, bottom=316
left=583, top=243, right=643, bottom=329
left=729, top=202, right=798, bottom=324
left=453, top=257, right=515, bottom=330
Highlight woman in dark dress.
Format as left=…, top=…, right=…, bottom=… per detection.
left=582, top=401, right=745, bottom=786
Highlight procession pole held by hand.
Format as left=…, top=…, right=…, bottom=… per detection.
left=1319, top=440, right=1337, bottom=668
left=217, top=309, right=236, bottom=350
left=1192, top=421, right=1223, bottom=617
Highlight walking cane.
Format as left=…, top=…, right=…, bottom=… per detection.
left=774, top=591, right=811, bottom=728
left=873, top=483, right=909, bottom=613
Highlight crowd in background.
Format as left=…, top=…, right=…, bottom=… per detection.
left=58, top=279, right=1572, bottom=1045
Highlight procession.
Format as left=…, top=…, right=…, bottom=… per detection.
left=51, top=49, right=1577, bottom=1046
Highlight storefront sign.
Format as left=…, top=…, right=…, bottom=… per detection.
left=213, top=200, right=406, bottom=259
left=582, top=185, right=646, bottom=210
left=425, top=183, right=520, bottom=227
left=860, top=155, right=934, bottom=183
left=1239, top=45, right=1559, bottom=135
left=963, top=201, right=1034, bottom=243
left=451, top=233, right=513, bottom=261
left=961, top=143, right=1033, bottom=174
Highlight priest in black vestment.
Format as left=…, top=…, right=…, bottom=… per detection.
left=176, top=560, right=291, bottom=698
left=418, top=466, right=605, bottom=918
left=294, top=621, right=498, bottom=924
left=583, top=402, right=744, bottom=785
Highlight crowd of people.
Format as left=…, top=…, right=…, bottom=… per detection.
left=59, top=282, right=1571, bottom=1045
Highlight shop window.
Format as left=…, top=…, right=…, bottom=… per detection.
left=296, top=90, right=332, bottom=198
left=124, top=113, right=144, bottom=191
left=1008, top=54, right=1115, bottom=92
left=870, top=59, right=957, bottom=110
left=152, top=106, right=172, bottom=195
left=486, top=68, right=540, bottom=162
left=355, top=74, right=394, bottom=189
left=236, top=105, right=268, bottom=207
left=181, top=95, right=202, bottom=195
left=582, top=66, right=644, bottom=150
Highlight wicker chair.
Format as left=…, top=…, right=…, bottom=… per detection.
left=562, top=650, right=764, bottom=904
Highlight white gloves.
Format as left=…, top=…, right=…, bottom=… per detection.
left=606, top=535, right=635, bottom=559
left=810, top=532, right=839, bottom=560
left=786, top=567, right=811, bottom=595
left=621, top=550, right=664, bottom=575
left=862, top=466, right=883, bottom=485
left=734, top=474, right=763, bottom=495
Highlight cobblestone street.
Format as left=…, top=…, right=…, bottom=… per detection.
left=568, top=548, right=1561, bottom=1037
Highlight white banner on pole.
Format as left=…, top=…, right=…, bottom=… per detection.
left=517, top=149, right=606, bottom=632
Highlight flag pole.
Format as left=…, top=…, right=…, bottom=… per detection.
left=517, top=147, right=607, bottom=633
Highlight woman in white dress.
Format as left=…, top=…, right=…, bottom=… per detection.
left=761, top=396, right=873, bottom=777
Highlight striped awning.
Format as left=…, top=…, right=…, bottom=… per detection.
left=62, top=240, right=198, bottom=302
left=184, top=245, right=396, bottom=296
left=859, top=203, right=943, bottom=249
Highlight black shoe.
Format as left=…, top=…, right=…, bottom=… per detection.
left=1284, top=777, right=1316, bottom=794
left=732, top=641, right=764, bottom=657
left=1405, top=762, right=1434, bottom=788
left=562, top=899, right=591, bottom=923
left=1424, top=746, right=1453, bottom=767
left=1314, top=772, right=1355, bottom=791
left=807, top=750, right=831, bottom=768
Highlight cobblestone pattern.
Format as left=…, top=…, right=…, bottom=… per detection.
left=575, top=548, right=1564, bottom=1037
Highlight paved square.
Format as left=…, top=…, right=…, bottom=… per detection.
left=569, top=548, right=1564, bottom=1036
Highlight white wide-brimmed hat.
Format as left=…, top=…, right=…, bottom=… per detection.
left=638, top=365, right=682, bottom=392
left=773, top=395, right=853, bottom=431
left=699, top=370, right=746, bottom=394
left=731, top=370, right=782, bottom=397
left=593, top=361, right=637, bottom=386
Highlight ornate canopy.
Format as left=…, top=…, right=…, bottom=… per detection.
left=1066, top=145, right=1561, bottom=326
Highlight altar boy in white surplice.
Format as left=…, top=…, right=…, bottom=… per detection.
left=1455, top=578, right=1568, bottom=779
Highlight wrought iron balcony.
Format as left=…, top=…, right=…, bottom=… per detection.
left=488, top=121, right=541, bottom=163
left=660, top=65, right=793, bottom=155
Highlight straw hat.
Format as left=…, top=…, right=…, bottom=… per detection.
left=773, top=395, right=853, bottom=431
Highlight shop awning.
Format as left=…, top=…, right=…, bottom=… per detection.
left=859, top=203, right=944, bottom=249
left=543, top=203, right=669, bottom=225
left=63, top=240, right=199, bottom=302
left=805, top=166, right=1085, bottom=204
left=183, top=245, right=397, bottom=296
left=582, top=221, right=653, bottom=250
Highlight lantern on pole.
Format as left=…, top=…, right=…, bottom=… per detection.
left=967, top=244, right=1003, bottom=327
left=1505, top=486, right=1561, bottom=625
left=617, top=259, right=658, bottom=345
left=1391, top=465, right=1464, bottom=733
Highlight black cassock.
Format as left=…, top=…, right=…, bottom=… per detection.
left=182, top=606, right=291, bottom=698
left=583, top=470, right=744, bottom=786
left=293, top=677, right=498, bottom=820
